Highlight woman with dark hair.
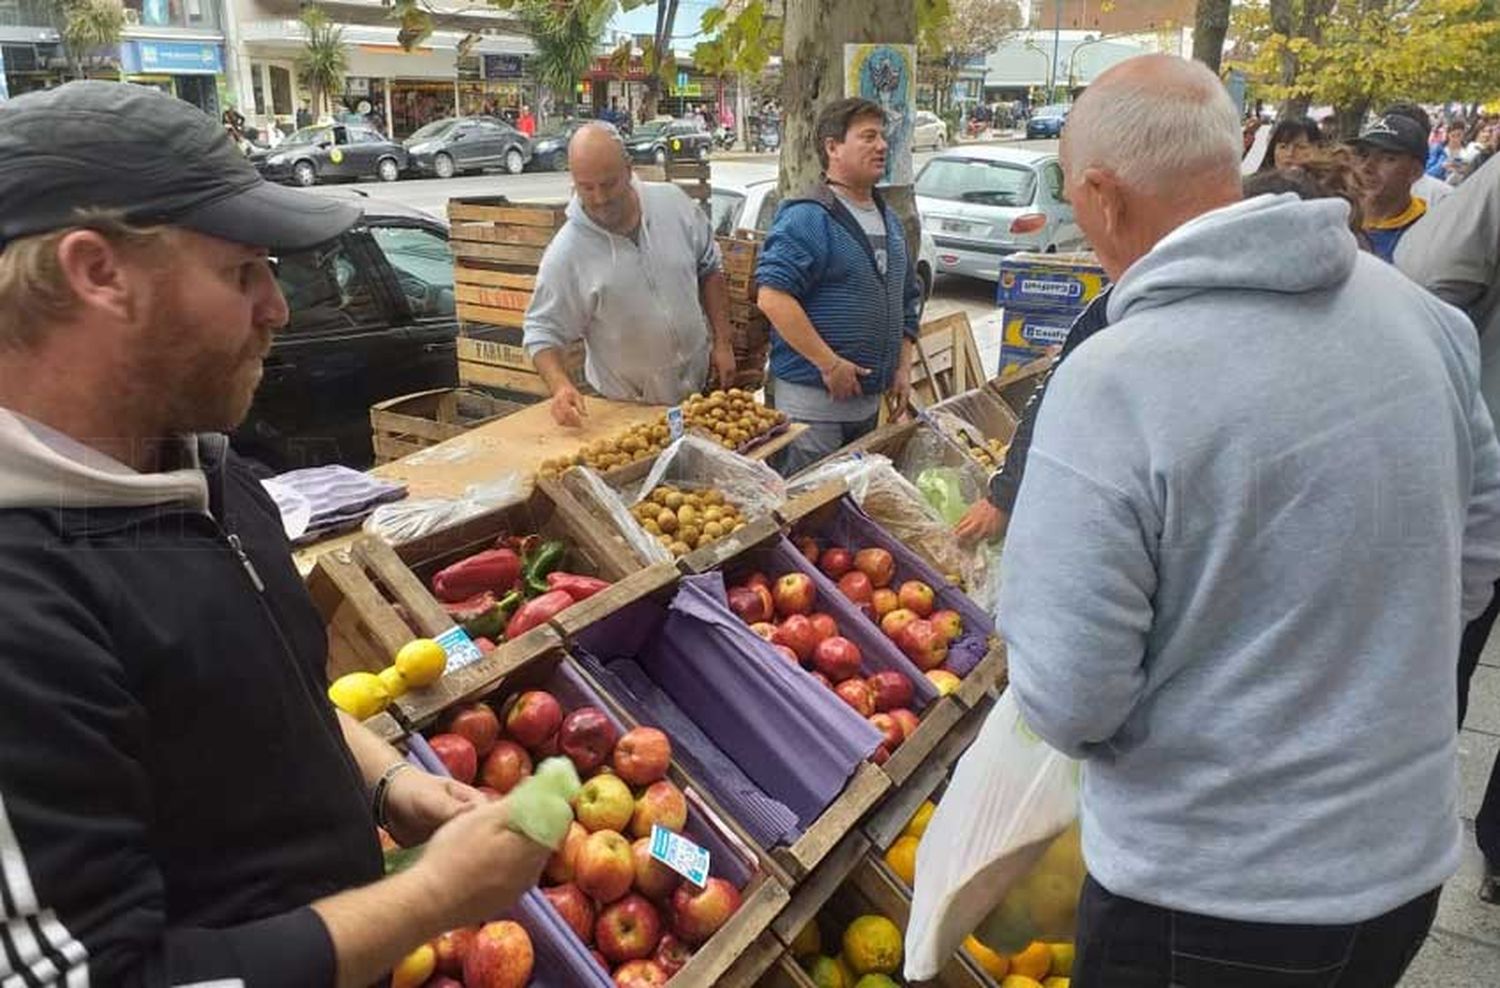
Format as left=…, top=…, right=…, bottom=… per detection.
left=1259, top=117, right=1323, bottom=172
left=1245, top=147, right=1371, bottom=250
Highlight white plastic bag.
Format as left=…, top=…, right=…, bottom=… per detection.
left=362, top=475, right=526, bottom=543
left=905, top=689, right=1080, bottom=980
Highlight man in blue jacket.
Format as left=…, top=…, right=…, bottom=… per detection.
left=756, top=97, right=921, bottom=475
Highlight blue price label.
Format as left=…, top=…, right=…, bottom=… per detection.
left=649, top=824, right=710, bottom=888
left=667, top=405, right=685, bottom=440
left=434, top=625, right=485, bottom=673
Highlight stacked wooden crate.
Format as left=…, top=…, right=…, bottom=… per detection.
left=634, top=158, right=712, bottom=210
left=720, top=231, right=773, bottom=390
left=447, top=196, right=587, bottom=399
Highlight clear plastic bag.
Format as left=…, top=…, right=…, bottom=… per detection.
left=562, top=464, right=674, bottom=567
left=362, top=475, right=526, bottom=543
left=904, top=690, right=1081, bottom=980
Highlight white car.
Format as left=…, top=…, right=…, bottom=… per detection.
left=912, top=110, right=948, bottom=151
left=710, top=178, right=938, bottom=305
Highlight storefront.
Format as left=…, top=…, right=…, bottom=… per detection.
left=0, top=42, right=69, bottom=99
left=119, top=39, right=225, bottom=116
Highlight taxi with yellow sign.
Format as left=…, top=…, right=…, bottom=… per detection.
left=253, top=122, right=410, bottom=188
left=623, top=116, right=713, bottom=166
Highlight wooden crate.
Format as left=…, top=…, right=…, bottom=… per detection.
left=845, top=853, right=996, bottom=987
left=448, top=196, right=566, bottom=332
left=369, top=387, right=524, bottom=465
left=988, top=352, right=1053, bottom=416
left=454, top=332, right=588, bottom=399
left=908, top=312, right=987, bottom=410
left=636, top=159, right=712, bottom=204
left=454, top=268, right=535, bottom=329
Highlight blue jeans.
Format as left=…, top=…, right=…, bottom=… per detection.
left=772, top=413, right=881, bottom=477
left=1074, top=875, right=1440, bottom=988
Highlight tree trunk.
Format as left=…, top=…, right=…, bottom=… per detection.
left=1191, top=0, right=1232, bottom=73
left=780, top=0, right=920, bottom=250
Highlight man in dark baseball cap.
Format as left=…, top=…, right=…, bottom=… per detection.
left=1350, top=112, right=1431, bottom=261
left=0, top=81, right=553, bottom=986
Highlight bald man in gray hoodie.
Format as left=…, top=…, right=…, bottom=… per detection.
left=998, top=56, right=1500, bottom=986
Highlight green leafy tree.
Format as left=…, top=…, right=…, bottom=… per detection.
left=296, top=5, right=348, bottom=121
left=693, top=2, right=782, bottom=84
left=612, top=0, right=683, bottom=118
left=56, top=0, right=125, bottom=81
left=488, top=1, right=616, bottom=119
left=388, top=0, right=435, bottom=51
left=917, top=0, right=1022, bottom=114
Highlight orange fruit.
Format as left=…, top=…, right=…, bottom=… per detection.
left=884, top=835, right=920, bottom=887
left=791, top=920, right=823, bottom=959
left=1047, top=942, right=1075, bottom=977
left=963, top=935, right=1010, bottom=979
left=842, top=915, right=903, bottom=975
left=1001, top=977, right=1044, bottom=988
left=1010, top=940, right=1053, bottom=980
left=390, top=943, right=435, bottom=988
left=903, top=800, right=936, bottom=839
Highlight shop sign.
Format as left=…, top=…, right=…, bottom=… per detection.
left=346, top=76, right=370, bottom=97
left=483, top=54, right=524, bottom=79
left=121, top=41, right=223, bottom=75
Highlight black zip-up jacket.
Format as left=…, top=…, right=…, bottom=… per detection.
left=0, top=428, right=381, bottom=986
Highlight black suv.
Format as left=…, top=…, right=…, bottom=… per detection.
left=233, top=190, right=460, bottom=471
left=624, top=118, right=713, bottom=166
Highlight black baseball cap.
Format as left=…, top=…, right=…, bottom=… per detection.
left=0, top=80, right=359, bottom=252
left=1349, top=114, right=1428, bottom=160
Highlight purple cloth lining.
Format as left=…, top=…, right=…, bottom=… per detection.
left=724, top=537, right=940, bottom=710
left=795, top=496, right=995, bottom=676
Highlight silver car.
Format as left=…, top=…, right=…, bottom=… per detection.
left=916, top=146, right=1086, bottom=282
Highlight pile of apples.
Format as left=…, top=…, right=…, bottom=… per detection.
left=723, top=566, right=926, bottom=765
left=796, top=537, right=968, bottom=696
left=423, top=689, right=742, bottom=987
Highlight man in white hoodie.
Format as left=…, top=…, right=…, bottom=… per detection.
left=998, top=55, right=1500, bottom=986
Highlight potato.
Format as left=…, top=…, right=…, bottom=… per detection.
left=669, top=541, right=692, bottom=556
left=703, top=521, right=725, bottom=540
left=677, top=525, right=701, bottom=546
left=642, top=518, right=661, bottom=535
left=703, top=489, right=724, bottom=506
left=702, top=506, right=724, bottom=523
left=664, top=491, right=685, bottom=510
left=651, top=488, right=672, bottom=506
left=677, top=504, right=698, bottom=527
left=657, top=510, right=679, bottom=534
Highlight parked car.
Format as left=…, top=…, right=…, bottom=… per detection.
left=1026, top=103, right=1070, bottom=139
left=625, top=118, right=713, bottom=165
left=233, top=190, right=460, bottom=471
left=527, top=119, right=588, bottom=172
left=912, top=110, right=949, bottom=151
left=710, top=179, right=938, bottom=307
left=253, top=124, right=408, bottom=187
left=403, top=116, right=532, bottom=178
left=914, top=146, right=1086, bottom=282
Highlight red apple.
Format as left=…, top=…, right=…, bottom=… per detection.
left=872, top=744, right=892, bottom=765
left=590, top=949, right=610, bottom=972
left=614, top=959, right=670, bottom=987
left=596, top=893, right=663, bottom=963
left=930, top=608, right=963, bottom=642
left=630, top=780, right=688, bottom=838
left=426, top=979, right=464, bottom=988
left=576, top=829, right=635, bottom=904
left=744, top=571, right=771, bottom=592
left=670, top=877, right=742, bottom=944
left=854, top=547, right=896, bottom=588
left=432, top=927, right=479, bottom=978
left=837, top=570, right=874, bottom=606
left=834, top=678, right=875, bottom=717
left=546, top=821, right=589, bottom=883
left=870, top=588, right=900, bottom=620
left=574, top=773, right=635, bottom=833
left=463, top=919, right=534, bottom=988
left=812, top=636, right=863, bottom=683
left=428, top=733, right=478, bottom=784
left=772, top=572, right=817, bottom=617
left=655, top=933, right=693, bottom=977
left=926, top=669, right=962, bottom=696
left=544, top=883, right=597, bottom=944
left=897, top=619, right=950, bottom=671
left=897, top=580, right=936, bottom=618
left=444, top=703, right=501, bottom=757
left=880, top=607, right=920, bottom=641
left=866, top=670, right=915, bottom=712
left=727, top=586, right=771, bottom=624
left=614, top=727, right=672, bottom=786
left=631, top=836, right=683, bottom=900
left=818, top=546, right=854, bottom=579
left=810, top=671, right=833, bottom=689
left=748, top=621, right=778, bottom=642
left=773, top=614, right=820, bottom=663
left=559, top=706, right=620, bottom=775
left=534, top=730, right=561, bottom=758
left=809, top=611, right=839, bottom=643
left=505, top=689, right=564, bottom=749
left=771, top=644, right=802, bottom=665
left=891, top=707, right=921, bottom=740
left=795, top=535, right=821, bottom=563
left=869, top=713, right=904, bottom=751
left=479, top=739, right=532, bottom=794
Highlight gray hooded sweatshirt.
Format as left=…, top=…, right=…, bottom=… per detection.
left=998, top=193, right=1500, bottom=924
left=523, top=179, right=720, bottom=404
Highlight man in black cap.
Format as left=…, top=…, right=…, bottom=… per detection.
left=1350, top=112, right=1432, bottom=261
left=0, top=81, right=549, bottom=987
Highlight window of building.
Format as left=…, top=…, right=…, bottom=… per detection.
left=269, top=65, right=293, bottom=116
left=250, top=63, right=266, bottom=116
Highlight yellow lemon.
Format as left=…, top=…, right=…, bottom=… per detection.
left=791, top=920, right=823, bottom=959
left=377, top=665, right=409, bottom=699
left=327, top=672, right=391, bottom=719
left=903, top=800, right=936, bottom=839
left=963, top=935, right=1010, bottom=979
left=390, top=943, right=435, bottom=988
left=806, top=956, right=849, bottom=988
left=1009, top=941, right=1053, bottom=981
left=394, top=638, right=447, bottom=688
left=853, top=977, right=900, bottom=988
left=1001, top=978, right=1044, bottom=988
left=1046, top=942, right=1074, bottom=977
left=842, top=915, right=903, bottom=975
left=884, top=835, right=920, bottom=887
left=1043, top=979, right=1070, bottom=988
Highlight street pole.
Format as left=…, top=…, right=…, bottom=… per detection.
left=1048, top=0, right=1062, bottom=105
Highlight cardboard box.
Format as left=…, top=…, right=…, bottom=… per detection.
left=996, top=251, right=1109, bottom=313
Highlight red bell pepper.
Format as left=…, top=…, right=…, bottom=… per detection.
left=545, top=572, right=612, bottom=601
left=431, top=547, right=522, bottom=603
left=504, top=589, right=575, bottom=640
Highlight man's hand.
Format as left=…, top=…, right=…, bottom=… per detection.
left=550, top=384, right=588, bottom=427
left=821, top=357, right=872, bottom=400
left=712, top=337, right=738, bottom=390
left=887, top=361, right=913, bottom=420
left=383, top=768, right=487, bottom=848
left=955, top=499, right=1007, bottom=544
left=409, top=798, right=552, bottom=931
